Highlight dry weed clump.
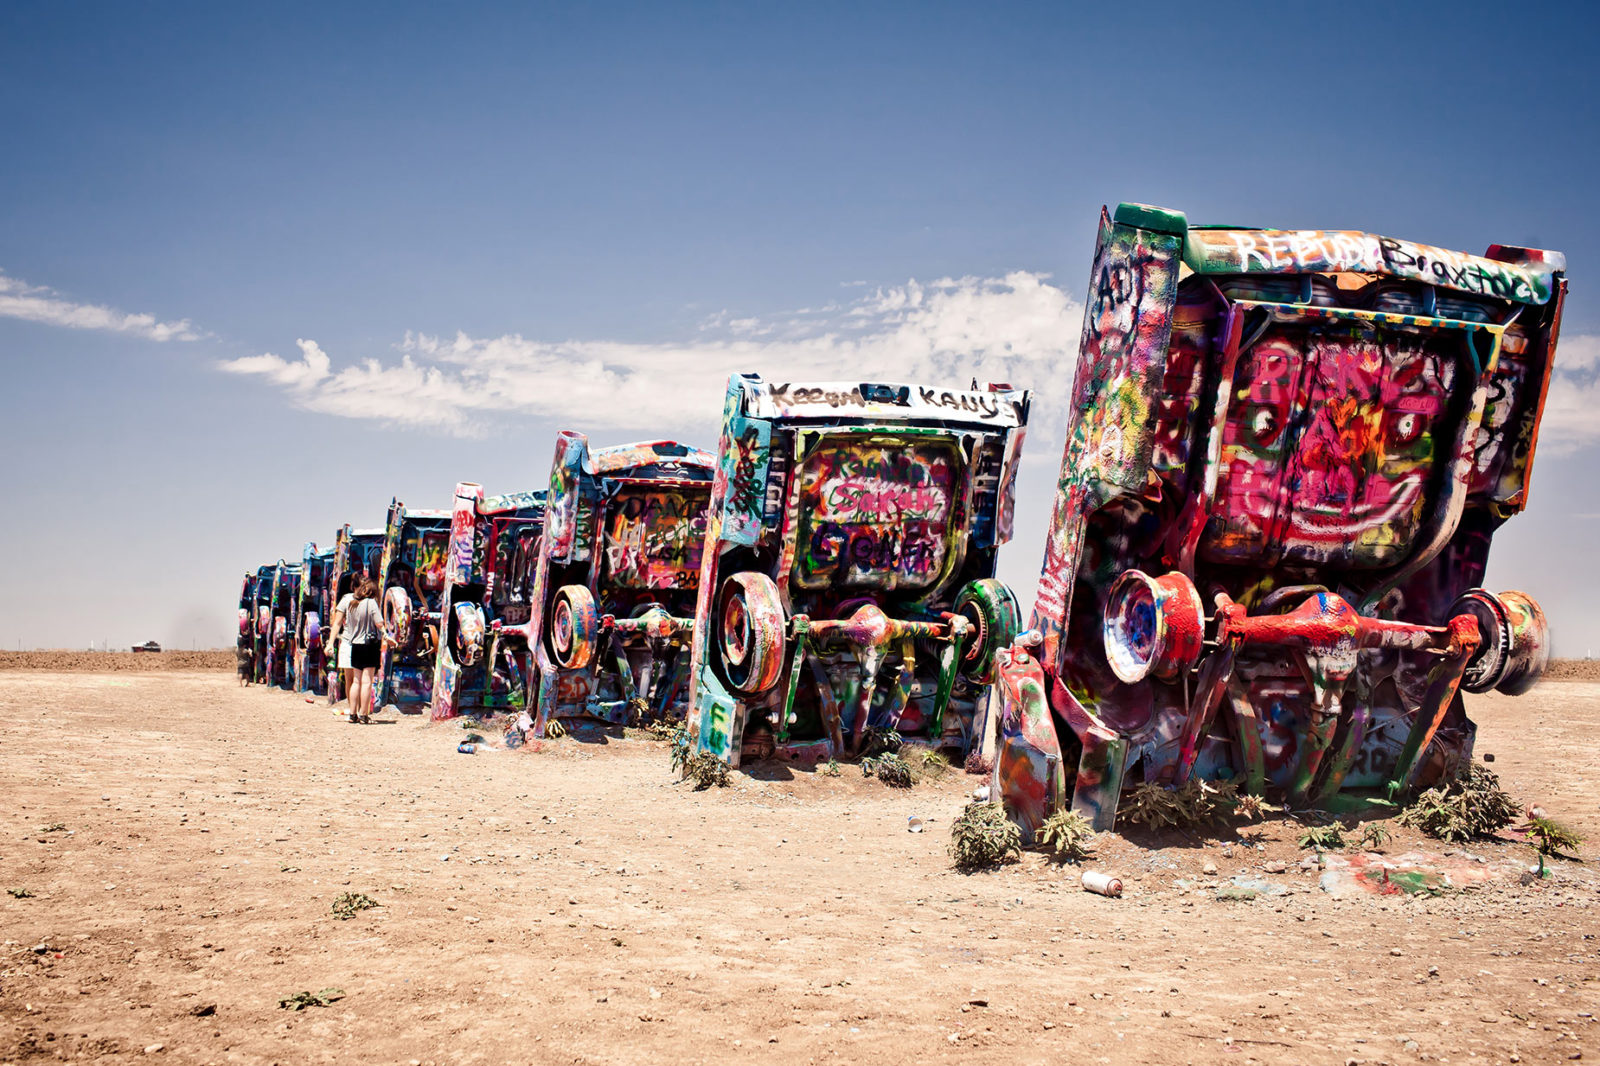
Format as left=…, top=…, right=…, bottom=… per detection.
left=1122, top=779, right=1252, bottom=830
left=1035, top=809, right=1096, bottom=863
left=1399, top=764, right=1519, bottom=843
left=862, top=752, right=916, bottom=788
left=684, top=752, right=730, bottom=790
left=279, top=988, right=345, bottom=1010
left=949, top=802, right=1022, bottom=871
left=331, top=892, right=378, bottom=920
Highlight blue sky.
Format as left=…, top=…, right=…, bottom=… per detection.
left=2, top=1, right=1598, bottom=653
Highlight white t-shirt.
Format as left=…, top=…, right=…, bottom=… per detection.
left=335, top=593, right=355, bottom=639
left=345, top=598, right=382, bottom=644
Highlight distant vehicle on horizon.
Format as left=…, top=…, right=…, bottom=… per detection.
left=132, top=640, right=162, bottom=653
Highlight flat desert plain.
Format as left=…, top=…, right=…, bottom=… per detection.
left=1, top=661, right=1597, bottom=1065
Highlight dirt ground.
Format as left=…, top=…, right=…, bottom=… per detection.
left=0, top=653, right=236, bottom=673
left=1, top=668, right=1596, bottom=1065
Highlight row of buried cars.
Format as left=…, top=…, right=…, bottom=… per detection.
left=237, top=203, right=1568, bottom=834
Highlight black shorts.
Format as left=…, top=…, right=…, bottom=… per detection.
left=350, top=640, right=381, bottom=670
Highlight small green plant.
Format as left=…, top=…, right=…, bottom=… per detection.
left=818, top=757, right=841, bottom=778
left=906, top=747, right=952, bottom=780
left=1296, top=823, right=1347, bottom=851
left=1357, top=824, right=1392, bottom=851
left=331, top=892, right=378, bottom=920
left=1035, top=809, right=1096, bottom=863
left=667, top=722, right=691, bottom=773
left=859, top=727, right=903, bottom=759
left=1526, top=816, right=1583, bottom=858
left=1399, top=764, right=1519, bottom=843
left=1216, top=884, right=1258, bottom=903
left=949, top=802, right=1022, bottom=871
left=684, top=752, right=730, bottom=790
left=7, top=887, right=34, bottom=899
left=278, top=987, right=345, bottom=1010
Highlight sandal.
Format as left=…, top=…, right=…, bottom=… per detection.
left=360, top=714, right=372, bottom=724
left=348, top=713, right=359, bottom=723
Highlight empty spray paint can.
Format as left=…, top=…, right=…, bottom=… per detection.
left=457, top=742, right=476, bottom=754
left=1081, top=871, right=1122, bottom=897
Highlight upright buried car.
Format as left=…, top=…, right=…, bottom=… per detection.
left=264, top=559, right=303, bottom=690
left=431, top=482, right=546, bottom=720
left=996, top=203, right=1564, bottom=837
left=248, top=563, right=278, bottom=684
left=528, top=434, right=715, bottom=732
left=323, top=525, right=387, bottom=705
left=686, top=373, right=1031, bottom=767
left=374, top=500, right=454, bottom=710
left=293, top=540, right=336, bottom=695
left=237, top=571, right=261, bottom=680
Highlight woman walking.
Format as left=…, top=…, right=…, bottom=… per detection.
left=343, top=578, right=390, bottom=724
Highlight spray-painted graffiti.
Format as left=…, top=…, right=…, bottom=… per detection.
left=794, top=440, right=958, bottom=590
left=605, top=487, right=710, bottom=589
left=1186, top=228, right=1558, bottom=304
left=755, top=380, right=1028, bottom=427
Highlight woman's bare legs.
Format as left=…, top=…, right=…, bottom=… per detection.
left=347, top=669, right=365, bottom=722
left=355, top=667, right=376, bottom=723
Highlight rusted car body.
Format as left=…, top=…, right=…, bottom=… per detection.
left=528, top=433, right=715, bottom=732
left=431, top=482, right=546, bottom=720
left=996, top=202, right=1564, bottom=836
left=374, top=501, right=454, bottom=710
left=686, top=373, right=1032, bottom=767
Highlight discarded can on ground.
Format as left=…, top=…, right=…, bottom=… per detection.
left=457, top=742, right=476, bottom=754
left=1081, top=871, right=1122, bottom=897
left=907, top=816, right=924, bottom=833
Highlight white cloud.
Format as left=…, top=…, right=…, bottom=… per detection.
left=1538, top=333, right=1600, bottom=456
left=216, top=275, right=1600, bottom=464
left=220, top=271, right=1085, bottom=439
left=0, top=270, right=203, bottom=341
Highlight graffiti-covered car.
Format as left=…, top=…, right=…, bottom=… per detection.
left=293, top=540, right=336, bottom=695
left=238, top=570, right=261, bottom=679
left=247, top=563, right=279, bottom=684
left=323, top=525, right=387, bottom=704
left=264, top=559, right=303, bottom=690
left=375, top=501, right=454, bottom=710
left=431, top=482, right=546, bottom=720
left=686, top=373, right=1032, bottom=767
left=528, top=434, right=715, bottom=732
left=996, top=202, right=1565, bottom=836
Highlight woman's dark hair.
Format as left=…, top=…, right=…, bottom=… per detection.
left=355, top=578, right=380, bottom=600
